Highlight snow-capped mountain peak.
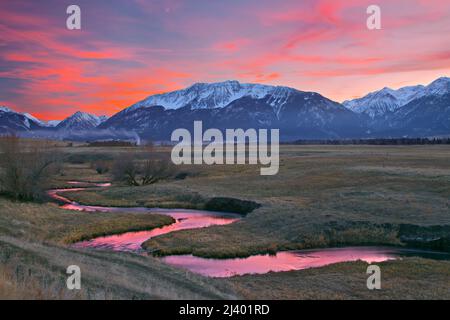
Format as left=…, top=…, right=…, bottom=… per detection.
left=342, top=78, right=449, bottom=118
left=23, top=113, right=46, bottom=127
left=56, top=111, right=108, bottom=131
left=0, top=106, right=44, bottom=132
left=0, top=106, right=13, bottom=113
left=123, top=80, right=299, bottom=114
left=425, top=76, right=450, bottom=96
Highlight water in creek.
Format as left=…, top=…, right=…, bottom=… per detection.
left=48, top=182, right=450, bottom=278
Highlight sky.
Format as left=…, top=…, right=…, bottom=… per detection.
left=0, top=0, right=449, bottom=121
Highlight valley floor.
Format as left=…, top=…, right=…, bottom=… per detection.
left=0, top=145, right=449, bottom=299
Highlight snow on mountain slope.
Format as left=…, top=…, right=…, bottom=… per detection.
left=123, top=80, right=297, bottom=115
left=424, top=76, right=450, bottom=95
left=379, top=92, right=450, bottom=136
left=0, top=106, right=44, bottom=132
left=2, top=77, right=449, bottom=139
left=343, top=77, right=450, bottom=118
left=343, top=85, right=425, bottom=118
left=56, top=111, right=108, bottom=130
left=45, top=120, right=62, bottom=127
left=100, top=81, right=364, bottom=140
left=23, top=113, right=46, bottom=127
left=0, top=106, right=13, bottom=113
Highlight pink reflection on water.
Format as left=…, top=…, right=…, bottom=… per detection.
left=161, top=247, right=399, bottom=278
left=47, top=183, right=240, bottom=252
left=47, top=188, right=86, bottom=204
left=67, top=181, right=112, bottom=187
left=72, top=214, right=239, bottom=252
left=47, top=182, right=111, bottom=204
left=47, top=183, right=448, bottom=278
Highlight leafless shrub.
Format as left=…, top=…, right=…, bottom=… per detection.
left=0, top=135, right=61, bottom=200
left=111, top=153, right=139, bottom=186
left=112, top=151, right=175, bottom=186
left=91, top=160, right=110, bottom=174
left=141, top=159, right=175, bottom=185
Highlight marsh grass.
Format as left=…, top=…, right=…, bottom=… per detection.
left=66, top=184, right=259, bottom=214
left=0, top=198, right=237, bottom=299
left=78, top=145, right=449, bottom=258
left=0, top=198, right=175, bottom=245
left=0, top=262, right=85, bottom=300
left=227, top=257, right=450, bottom=299
left=1, top=144, right=450, bottom=299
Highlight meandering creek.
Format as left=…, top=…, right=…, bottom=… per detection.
left=48, top=182, right=450, bottom=278
left=48, top=182, right=240, bottom=252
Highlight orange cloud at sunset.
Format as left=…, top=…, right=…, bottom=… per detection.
left=0, top=0, right=449, bottom=120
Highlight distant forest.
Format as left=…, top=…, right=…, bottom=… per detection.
left=289, top=138, right=450, bottom=145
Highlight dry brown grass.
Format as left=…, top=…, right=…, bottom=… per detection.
left=1, top=144, right=449, bottom=299
left=0, top=236, right=237, bottom=300
left=0, top=266, right=27, bottom=299
left=227, top=257, right=450, bottom=300
left=59, top=145, right=450, bottom=259
left=0, top=263, right=84, bottom=300
left=0, top=197, right=174, bottom=245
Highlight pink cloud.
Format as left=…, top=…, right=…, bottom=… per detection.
left=0, top=0, right=449, bottom=119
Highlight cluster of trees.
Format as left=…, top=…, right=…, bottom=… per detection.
left=291, top=138, right=450, bottom=145
left=87, top=141, right=175, bottom=186
left=86, top=139, right=175, bottom=186
left=0, top=135, right=61, bottom=200
left=88, top=140, right=136, bottom=147
left=88, top=139, right=176, bottom=186
left=0, top=134, right=177, bottom=202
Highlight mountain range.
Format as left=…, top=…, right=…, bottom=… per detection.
left=1, top=77, right=449, bottom=141
left=55, top=111, right=108, bottom=131
left=343, top=77, right=450, bottom=118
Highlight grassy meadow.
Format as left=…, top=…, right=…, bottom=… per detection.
left=67, top=145, right=450, bottom=257
left=0, top=143, right=449, bottom=299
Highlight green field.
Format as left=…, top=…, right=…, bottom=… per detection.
left=1, top=144, right=449, bottom=299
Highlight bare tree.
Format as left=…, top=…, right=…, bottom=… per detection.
left=0, top=135, right=61, bottom=200
left=112, top=151, right=175, bottom=186
left=141, top=159, right=175, bottom=185
left=111, top=153, right=139, bottom=186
